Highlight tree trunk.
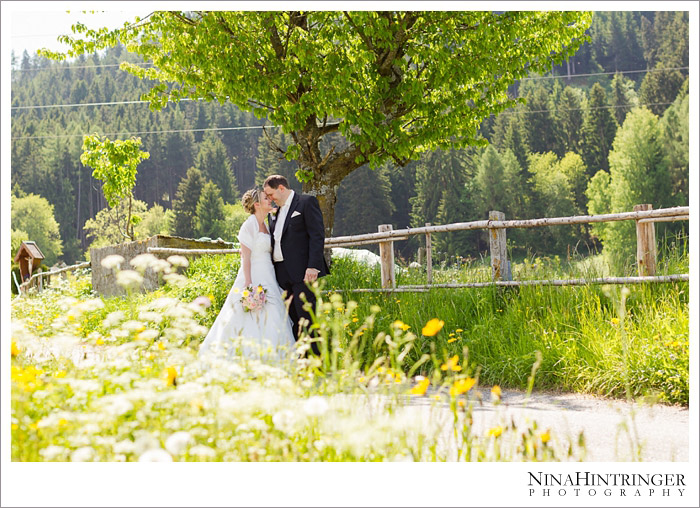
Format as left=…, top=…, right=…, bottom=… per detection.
left=303, top=176, right=340, bottom=239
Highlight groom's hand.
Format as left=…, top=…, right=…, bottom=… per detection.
left=304, top=268, right=320, bottom=283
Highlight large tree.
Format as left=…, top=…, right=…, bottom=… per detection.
left=44, top=11, right=591, bottom=236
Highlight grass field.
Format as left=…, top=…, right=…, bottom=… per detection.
left=9, top=240, right=689, bottom=462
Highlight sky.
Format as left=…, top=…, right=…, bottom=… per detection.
left=8, top=7, right=147, bottom=59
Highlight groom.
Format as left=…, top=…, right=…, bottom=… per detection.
left=263, top=175, right=329, bottom=355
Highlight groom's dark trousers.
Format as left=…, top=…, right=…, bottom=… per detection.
left=270, top=192, right=329, bottom=357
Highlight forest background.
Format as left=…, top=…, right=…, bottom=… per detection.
left=9, top=11, right=689, bottom=271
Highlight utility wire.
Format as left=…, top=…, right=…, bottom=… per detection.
left=10, top=66, right=689, bottom=111
left=10, top=100, right=679, bottom=141
left=11, top=124, right=278, bottom=141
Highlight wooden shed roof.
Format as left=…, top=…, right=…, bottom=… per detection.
left=14, top=241, right=45, bottom=262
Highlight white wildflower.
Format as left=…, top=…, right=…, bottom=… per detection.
left=70, top=446, right=96, bottom=462
left=165, top=431, right=194, bottom=456
left=188, top=445, right=216, bottom=458
left=137, top=329, right=159, bottom=341
left=167, top=255, right=189, bottom=268
left=121, top=320, right=146, bottom=333
left=104, top=396, right=134, bottom=417
left=303, top=396, right=329, bottom=417
left=130, top=253, right=159, bottom=273
left=113, top=439, right=136, bottom=455
left=116, top=270, right=144, bottom=290
left=138, top=448, right=173, bottom=462
left=138, top=311, right=163, bottom=324
left=272, top=410, right=298, bottom=434
left=103, top=310, right=127, bottom=328
left=150, top=259, right=172, bottom=274
left=101, top=254, right=125, bottom=270
left=148, top=297, right=179, bottom=310
left=163, top=272, right=188, bottom=287
left=40, top=445, right=67, bottom=461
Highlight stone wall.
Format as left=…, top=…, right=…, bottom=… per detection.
left=91, top=235, right=234, bottom=298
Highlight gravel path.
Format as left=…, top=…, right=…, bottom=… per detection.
left=405, top=386, right=689, bottom=461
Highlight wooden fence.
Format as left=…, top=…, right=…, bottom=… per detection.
left=325, top=204, right=689, bottom=291
left=17, top=261, right=91, bottom=294
left=15, top=204, right=688, bottom=295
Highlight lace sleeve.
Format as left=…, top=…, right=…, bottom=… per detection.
left=237, top=216, right=256, bottom=250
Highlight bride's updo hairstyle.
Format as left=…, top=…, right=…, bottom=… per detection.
left=241, top=188, right=262, bottom=214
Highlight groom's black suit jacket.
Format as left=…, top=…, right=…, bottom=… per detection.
left=268, top=192, right=330, bottom=283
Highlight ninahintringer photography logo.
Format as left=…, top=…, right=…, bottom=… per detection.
left=528, top=471, right=687, bottom=498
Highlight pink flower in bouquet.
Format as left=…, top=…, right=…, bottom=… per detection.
left=241, top=285, right=267, bottom=312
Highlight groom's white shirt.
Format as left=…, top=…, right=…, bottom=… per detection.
left=273, top=190, right=294, bottom=262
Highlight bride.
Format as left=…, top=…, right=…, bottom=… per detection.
left=198, top=188, right=295, bottom=361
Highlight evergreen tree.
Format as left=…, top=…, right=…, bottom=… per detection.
left=553, top=86, right=585, bottom=156
left=172, top=167, right=205, bottom=238
left=638, top=61, right=686, bottom=116
left=255, top=129, right=302, bottom=192
left=609, top=72, right=638, bottom=126
left=581, top=83, right=618, bottom=176
left=195, top=181, right=227, bottom=240
left=658, top=83, right=689, bottom=205
left=196, top=133, right=238, bottom=204
left=524, top=83, right=556, bottom=154
left=490, top=106, right=530, bottom=169
left=334, top=165, right=395, bottom=239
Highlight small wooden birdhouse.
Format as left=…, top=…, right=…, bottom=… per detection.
left=14, top=241, right=45, bottom=281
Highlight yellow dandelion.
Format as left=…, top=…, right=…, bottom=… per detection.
left=409, top=378, right=430, bottom=396
left=540, top=430, right=551, bottom=444
left=611, top=317, right=619, bottom=325
left=449, top=332, right=455, bottom=337
left=165, top=366, right=178, bottom=386
left=450, top=377, right=476, bottom=397
left=457, top=399, right=466, bottom=408
left=95, top=338, right=105, bottom=346
left=488, top=426, right=503, bottom=438
left=422, top=318, right=445, bottom=337
left=352, top=317, right=359, bottom=323
left=52, top=370, right=67, bottom=379
left=491, top=385, right=502, bottom=398
left=441, top=355, right=462, bottom=372
left=447, top=338, right=457, bottom=343
left=11, top=341, right=21, bottom=357
left=456, top=328, right=463, bottom=333
left=157, top=341, right=166, bottom=351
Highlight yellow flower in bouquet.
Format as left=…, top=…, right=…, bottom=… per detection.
left=241, top=285, right=267, bottom=312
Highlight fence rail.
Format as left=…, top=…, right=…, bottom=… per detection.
left=333, top=204, right=688, bottom=291
left=17, top=261, right=91, bottom=294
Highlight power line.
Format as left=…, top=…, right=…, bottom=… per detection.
left=11, top=62, right=153, bottom=72
left=519, top=66, right=688, bottom=81
left=10, top=66, right=689, bottom=111
left=11, top=124, right=278, bottom=141
left=10, top=100, right=679, bottom=141
left=501, top=101, right=676, bottom=115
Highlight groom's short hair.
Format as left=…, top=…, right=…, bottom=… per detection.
left=264, top=175, right=289, bottom=189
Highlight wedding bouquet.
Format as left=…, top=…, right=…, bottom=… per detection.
left=240, top=285, right=267, bottom=312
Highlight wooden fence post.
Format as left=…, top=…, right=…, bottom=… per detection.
left=378, top=224, right=395, bottom=289
left=488, top=211, right=511, bottom=281
left=634, top=204, right=657, bottom=276
left=425, top=223, right=433, bottom=285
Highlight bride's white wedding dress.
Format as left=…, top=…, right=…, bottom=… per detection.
left=199, top=215, right=295, bottom=361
